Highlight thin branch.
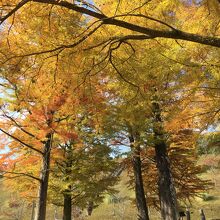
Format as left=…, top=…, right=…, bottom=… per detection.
left=0, top=109, right=40, bottom=141
left=113, top=13, right=177, bottom=31
left=1, top=22, right=102, bottom=63
left=0, top=0, right=30, bottom=25
left=0, top=169, right=41, bottom=182
left=114, top=0, right=121, bottom=16
left=109, top=42, right=139, bottom=89
left=0, top=128, right=43, bottom=155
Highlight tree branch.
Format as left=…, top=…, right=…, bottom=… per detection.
left=32, top=0, right=220, bottom=48
left=0, top=109, right=40, bottom=141
left=0, top=0, right=30, bottom=25
left=0, top=169, right=41, bottom=182
left=0, top=0, right=220, bottom=47
left=1, top=22, right=102, bottom=62
left=0, top=128, right=43, bottom=155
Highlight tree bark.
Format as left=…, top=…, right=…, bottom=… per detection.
left=200, top=209, right=206, bottom=220
left=63, top=190, right=72, bottom=220
left=62, top=143, right=73, bottom=220
left=186, top=208, right=191, bottom=220
left=34, top=133, right=52, bottom=220
left=152, top=100, right=179, bottom=220
left=31, top=201, right=36, bottom=220
left=87, top=201, right=94, bottom=216
left=154, top=141, right=178, bottom=220
left=129, top=131, right=150, bottom=220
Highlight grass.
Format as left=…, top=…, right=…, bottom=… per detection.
left=86, top=168, right=220, bottom=220
left=0, top=158, right=219, bottom=220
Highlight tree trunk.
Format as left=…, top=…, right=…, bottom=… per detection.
left=186, top=208, right=191, bottom=220
left=154, top=141, right=178, bottom=220
left=87, top=201, right=94, bottom=216
left=63, top=143, right=73, bottom=220
left=63, top=191, right=72, bottom=220
left=129, top=131, right=150, bottom=220
left=34, top=133, right=52, bottom=220
left=31, top=201, right=36, bottom=220
left=200, top=209, right=206, bottom=220
left=152, top=99, right=179, bottom=220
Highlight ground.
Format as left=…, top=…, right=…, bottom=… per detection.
left=87, top=166, right=220, bottom=220
left=0, top=156, right=219, bottom=220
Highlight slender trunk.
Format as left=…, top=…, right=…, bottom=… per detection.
left=152, top=100, right=179, bottom=220
left=63, top=143, right=73, bottom=220
left=63, top=191, right=72, bottom=220
left=87, top=201, right=94, bottom=216
left=31, top=201, right=36, bottom=220
left=54, top=207, right=58, bottom=220
left=132, top=146, right=149, bottom=220
left=129, top=131, right=150, bottom=220
left=186, top=208, right=191, bottom=220
left=200, top=209, right=206, bottom=220
left=34, top=133, right=52, bottom=220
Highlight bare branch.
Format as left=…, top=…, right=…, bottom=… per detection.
left=113, top=13, right=177, bottom=31
left=109, top=41, right=140, bottom=90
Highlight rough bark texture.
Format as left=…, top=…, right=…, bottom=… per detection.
left=129, top=131, right=150, bottom=220
left=34, top=133, right=52, bottom=220
left=152, top=99, right=179, bottom=220
left=63, top=191, right=72, bottom=220
left=154, top=141, right=178, bottom=220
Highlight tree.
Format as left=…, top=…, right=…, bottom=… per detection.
left=101, top=82, right=152, bottom=220
left=0, top=91, right=65, bottom=220
left=0, top=42, right=119, bottom=219
left=49, top=140, right=119, bottom=220
left=47, top=111, right=119, bottom=220
left=126, top=129, right=212, bottom=210
left=0, top=64, right=82, bottom=220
